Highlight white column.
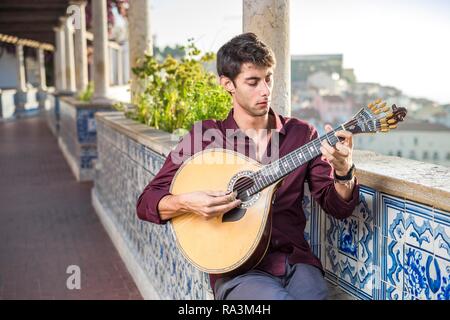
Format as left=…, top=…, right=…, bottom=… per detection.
left=62, top=16, right=76, bottom=92
left=37, top=48, right=47, bottom=91
left=92, top=0, right=109, bottom=100
left=71, top=0, right=88, bottom=93
left=15, top=44, right=27, bottom=92
left=243, top=0, right=291, bottom=116
left=128, top=0, right=153, bottom=101
left=14, top=43, right=28, bottom=113
left=117, top=46, right=123, bottom=85
left=53, top=25, right=66, bottom=92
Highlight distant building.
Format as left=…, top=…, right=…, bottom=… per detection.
left=413, top=104, right=450, bottom=128
left=355, top=119, right=450, bottom=167
left=291, top=107, right=324, bottom=134
left=291, top=54, right=343, bottom=83
left=312, top=94, right=355, bottom=125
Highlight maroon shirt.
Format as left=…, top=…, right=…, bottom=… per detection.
left=136, top=108, right=360, bottom=290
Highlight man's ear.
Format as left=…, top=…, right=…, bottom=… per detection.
left=220, top=76, right=235, bottom=94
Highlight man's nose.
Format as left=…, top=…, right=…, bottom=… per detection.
left=260, top=80, right=271, bottom=97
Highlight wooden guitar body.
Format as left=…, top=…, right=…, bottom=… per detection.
left=170, top=148, right=277, bottom=276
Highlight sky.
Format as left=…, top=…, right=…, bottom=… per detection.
left=150, top=0, right=450, bottom=104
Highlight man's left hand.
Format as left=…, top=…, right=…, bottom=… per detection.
left=320, top=124, right=353, bottom=176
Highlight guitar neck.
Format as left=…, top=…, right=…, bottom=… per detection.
left=246, top=125, right=345, bottom=196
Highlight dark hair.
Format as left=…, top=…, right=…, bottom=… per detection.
left=216, top=32, right=276, bottom=82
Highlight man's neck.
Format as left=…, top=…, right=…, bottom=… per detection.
left=232, top=106, right=272, bottom=132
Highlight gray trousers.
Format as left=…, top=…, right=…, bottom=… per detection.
left=214, top=262, right=329, bottom=300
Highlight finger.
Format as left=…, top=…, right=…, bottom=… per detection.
left=208, top=192, right=237, bottom=206
left=321, top=141, right=335, bottom=155
left=324, top=124, right=333, bottom=133
left=335, top=130, right=352, bottom=139
left=335, top=130, right=353, bottom=148
left=206, top=190, right=232, bottom=197
left=206, top=199, right=242, bottom=217
left=335, top=142, right=349, bottom=156
left=320, top=148, right=335, bottom=162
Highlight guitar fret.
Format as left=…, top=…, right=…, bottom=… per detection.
left=325, top=133, right=333, bottom=146
left=310, top=142, right=319, bottom=156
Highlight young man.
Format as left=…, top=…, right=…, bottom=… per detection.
left=136, top=33, right=359, bottom=300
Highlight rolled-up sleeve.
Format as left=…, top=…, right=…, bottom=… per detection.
left=306, top=127, right=360, bottom=220
left=136, top=155, right=178, bottom=225
left=136, top=126, right=198, bottom=224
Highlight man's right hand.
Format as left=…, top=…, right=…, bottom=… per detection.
left=158, top=190, right=241, bottom=221
left=178, top=190, right=241, bottom=220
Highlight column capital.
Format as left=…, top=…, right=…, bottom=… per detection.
left=69, top=0, right=87, bottom=6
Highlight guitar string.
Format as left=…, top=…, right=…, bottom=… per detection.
left=231, top=128, right=344, bottom=194
left=231, top=123, right=352, bottom=194
left=232, top=117, right=384, bottom=196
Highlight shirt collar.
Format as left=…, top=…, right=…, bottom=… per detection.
left=222, top=107, right=287, bottom=136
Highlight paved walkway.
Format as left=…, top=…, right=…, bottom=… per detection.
left=0, top=115, right=142, bottom=300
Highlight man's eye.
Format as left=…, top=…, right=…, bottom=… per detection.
left=249, top=82, right=257, bottom=86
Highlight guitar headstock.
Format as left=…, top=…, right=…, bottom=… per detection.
left=344, top=99, right=407, bottom=134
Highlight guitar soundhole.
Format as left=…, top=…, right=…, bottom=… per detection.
left=234, top=176, right=254, bottom=202
left=222, top=176, right=256, bottom=223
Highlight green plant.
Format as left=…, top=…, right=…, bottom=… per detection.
left=127, top=40, right=232, bottom=133
left=78, top=82, right=94, bottom=102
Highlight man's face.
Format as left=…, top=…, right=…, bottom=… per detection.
left=226, top=63, right=274, bottom=117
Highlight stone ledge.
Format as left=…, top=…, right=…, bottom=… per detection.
left=96, top=111, right=178, bottom=157
left=60, top=96, right=119, bottom=109
left=353, top=150, right=450, bottom=212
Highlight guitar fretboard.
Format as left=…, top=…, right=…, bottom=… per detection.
left=244, top=125, right=344, bottom=197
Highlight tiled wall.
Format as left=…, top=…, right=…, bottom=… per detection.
left=303, top=184, right=450, bottom=300
left=94, top=116, right=450, bottom=300
left=58, top=99, right=110, bottom=181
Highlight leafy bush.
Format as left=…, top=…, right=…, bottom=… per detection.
left=122, top=41, right=232, bottom=133
left=78, top=82, right=94, bottom=102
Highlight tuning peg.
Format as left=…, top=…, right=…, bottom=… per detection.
left=388, top=124, right=397, bottom=129
left=387, top=119, right=396, bottom=124
left=380, top=124, right=388, bottom=129
left=385, top=112, right=393, bottom=119
left=380, top=118, right=387, bottom=124
left=381, top=106, right=390, bottom=113
left=380, top=102, right=387, bottom=108
left=368, top=102, right=374, bottom=108
left=381, top=128, right=389, bottom=132
left=374, top=98, right=382, bottom=104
